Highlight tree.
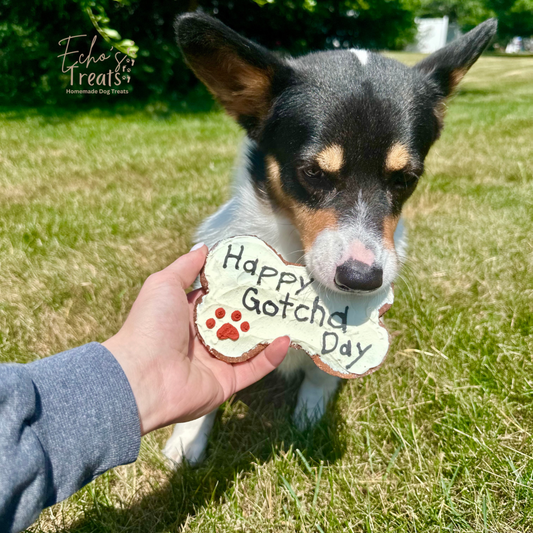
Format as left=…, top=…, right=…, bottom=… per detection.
left=206, top=0, right=419, bottom=53
left=417, top=0, right=492, bottom=29
left=0, top=0, right=420, bottom=105
left=486, top=0, right=533, bottom=40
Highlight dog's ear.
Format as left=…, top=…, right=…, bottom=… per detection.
left=414, top=18, right=497, bottom=98
left=175, top=13, right=289, bottom=137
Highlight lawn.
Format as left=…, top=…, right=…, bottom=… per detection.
left=1, top=53, right=532, bottom=532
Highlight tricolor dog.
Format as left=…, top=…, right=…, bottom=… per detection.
left=163, top=14, right=497, bottom=465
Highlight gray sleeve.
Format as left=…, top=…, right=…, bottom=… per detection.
left=0, top=343, right=141, bottom=533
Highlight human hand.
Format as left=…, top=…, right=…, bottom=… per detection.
left=103, top=244, right=290, bottom=435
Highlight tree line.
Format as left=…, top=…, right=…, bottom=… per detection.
left=0, top=0, right=529, bottom=105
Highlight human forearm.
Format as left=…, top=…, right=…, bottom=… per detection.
left=0, top=343, right=141, bottom=533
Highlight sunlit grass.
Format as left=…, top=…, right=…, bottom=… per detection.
left=1, top=54, right=532, bottom=532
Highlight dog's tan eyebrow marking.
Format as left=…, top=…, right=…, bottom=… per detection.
left=266, top=155, right=338, bottom=251
left=316, top=145, right=344, bottom=173
left=385, top=143, right=410, bottom=172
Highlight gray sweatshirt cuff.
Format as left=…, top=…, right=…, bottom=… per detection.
left=26, top=342, right=141, bottom=505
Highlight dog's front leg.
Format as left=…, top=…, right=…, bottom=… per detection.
left=162, top=410, right=217, bottom=467
left=293, top=363, right=341, bottom=430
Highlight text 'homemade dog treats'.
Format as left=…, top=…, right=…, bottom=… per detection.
left=195, top=236, right=394, bottom=378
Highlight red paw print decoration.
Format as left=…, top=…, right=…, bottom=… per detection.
left=206, top=307, right=250, bottom=341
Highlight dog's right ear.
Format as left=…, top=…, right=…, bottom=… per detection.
left=175, top=13, right=289, bottom=137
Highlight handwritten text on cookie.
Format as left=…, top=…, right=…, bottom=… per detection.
left=224, top=244, right=370, bottom=359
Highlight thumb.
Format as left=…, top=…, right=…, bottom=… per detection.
left=163, top=243, right=208, bottom=289
left=232, top=336, right=291, bottom=392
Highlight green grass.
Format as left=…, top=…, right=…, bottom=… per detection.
left=1, top=53, right=532, bottom=532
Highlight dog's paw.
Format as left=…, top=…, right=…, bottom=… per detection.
left=293, top=370, right=341, bottom=430
left=293, top=404, right=324, bottom=431
left=162, top=415, right=216, bottom=468
left=292, top=383, right=328, bottom=431
left=162, top=432, right=208, bottom=468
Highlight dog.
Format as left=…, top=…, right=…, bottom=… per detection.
left=163, top=14, right=497, bottom=465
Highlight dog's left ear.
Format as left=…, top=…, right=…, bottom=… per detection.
left=175, top=13, right=291, bottom=137
left=414, top=18, right=497, bottom=98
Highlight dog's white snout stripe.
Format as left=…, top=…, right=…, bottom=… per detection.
left=347, top=240, right=375, bottom=266
left=350, top=49, right=369, bottom=66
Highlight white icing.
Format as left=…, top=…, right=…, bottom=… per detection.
left=196, top=236, right=393, bottom=377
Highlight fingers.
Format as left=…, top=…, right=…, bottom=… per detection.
left=163, top=244, right=208, bottom=289
left=232, top=336, right=291, bottom=392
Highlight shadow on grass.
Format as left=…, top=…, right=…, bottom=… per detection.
left=455, top=87, right=496, bottom=97
left=66, top=372, right=347, bottom=532
left=0, top=86, right=220, bottom=124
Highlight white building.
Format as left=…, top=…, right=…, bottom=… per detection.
left=407, top=16, right=463, bottom=53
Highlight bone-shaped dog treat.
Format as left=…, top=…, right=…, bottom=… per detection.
left=194, top=236, right=394, bottom=378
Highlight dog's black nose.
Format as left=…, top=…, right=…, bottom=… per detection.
left=334, top=259, right=383, bottom=292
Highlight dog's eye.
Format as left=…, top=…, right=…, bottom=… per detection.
left=296, top=163, right=333, bottom=193
left=301, top=165, right=325, bottom=182
left=390, top=171, right=419, bottom=189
